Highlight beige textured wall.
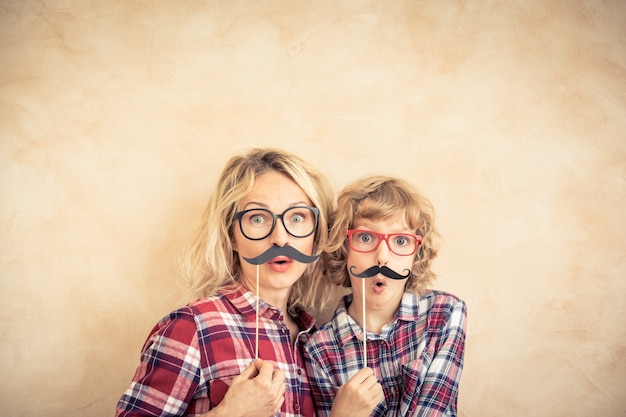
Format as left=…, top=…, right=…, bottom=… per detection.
left=1, top=1, right=625, bottom=416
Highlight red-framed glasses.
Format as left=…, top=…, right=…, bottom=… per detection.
left=346, top=229, right=422, bottom=256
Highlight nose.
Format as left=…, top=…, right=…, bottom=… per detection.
left=375, top=237, right=391, bottom=266
left=270, top=218, right=290, bottom=247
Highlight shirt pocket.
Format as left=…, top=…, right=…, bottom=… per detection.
left=208, top=374, right=281, bottom=417
left=398, top=353, right=428, bottom=417
left=208, top=374, right=238, bottom=408
left=400, top=358, right=424, bottom=392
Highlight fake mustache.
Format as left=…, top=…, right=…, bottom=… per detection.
left=243, top=245, right=321, bottom=265
left=349, top=265, right=411, bottom=280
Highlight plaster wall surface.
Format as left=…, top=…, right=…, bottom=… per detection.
left=1, top=1, right=625, bottom=416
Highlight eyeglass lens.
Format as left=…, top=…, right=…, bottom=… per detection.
left=237, top=206, right=317, bottom=240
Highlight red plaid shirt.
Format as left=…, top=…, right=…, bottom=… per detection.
left=116, top=284, right=316, bottom=417
left=304, top=291, right=466, bottom=417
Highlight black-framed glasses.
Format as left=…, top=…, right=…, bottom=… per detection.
left=346, top=229, right=422, bottom=256
left=234, top=206, right=319, bottom=241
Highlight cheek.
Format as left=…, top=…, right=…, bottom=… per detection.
left=393, top=257, right=414, bottom=273
left=346, top=251, right=367, bottom=268
left=346, top=251, right=355, bottom=267
left=232, top=234, right=259, bottom=258
left=295, top=235, right=315, bottom=253
left=232, top=228, right=244, bottom=252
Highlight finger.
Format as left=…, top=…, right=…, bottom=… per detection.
left=374, top=386, right=384, bottom=403
left=272, top=368, right=285, bottom=385
left=275, top=395, right=285, bottom=414
left=238, top=360, right=260, bottom=380
left=361, top=373, right=379, bottom=390
left=349, top=367, right=375, bottom=386
left=357, top=367, right=375, bottom=381
left=277, top=380, right=287, bottom=397
left=268, top=370, right=285, bottom=398
left=369, top=379, right=382, bottom=394
left=256, top=359, right=275, bottom=380
left=251, top=358, right=265, bottom=370
left=369, top=381, right=383, bottom=402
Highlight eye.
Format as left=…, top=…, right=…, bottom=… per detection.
left=251, top=215, right=264, bottom=224
left=289, top=213, right=305, bottom=224
left=356, top=231, right=374, bottom=244
left=394, top=235, right=409, bottom=247
left=245, top=210, right=271, bottom=226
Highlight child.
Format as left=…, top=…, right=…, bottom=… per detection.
left=304, top=175, right=466, bottom=417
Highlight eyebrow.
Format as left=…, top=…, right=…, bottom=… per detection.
left=240, top=201, right=311, bottom=210
left=352, top=221, right=413, bottom=234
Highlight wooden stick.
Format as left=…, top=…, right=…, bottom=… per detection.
left=362, top=278, right=367, bottom=368
left=255, top=264, right=259, bottom=359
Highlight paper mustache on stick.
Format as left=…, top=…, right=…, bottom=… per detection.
left=243, top=245, right=321, bottom=265
left=349, top=265, right=411, bottom=280
left=242, top=245, right=320, bottom=359
left=349, top=265, right=412, bottom=369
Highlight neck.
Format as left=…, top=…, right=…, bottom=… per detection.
left=348, top=294, right=400, bottom=334
left=244, top=282, right=290, bottom=314
left=240, top=276, right=290, bottom=313
left=256, top=287, right=299, bottom=345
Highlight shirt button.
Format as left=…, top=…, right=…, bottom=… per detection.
left=295, top=404, right=300, bottom=412
left=297, top=369, right=302, bottom=375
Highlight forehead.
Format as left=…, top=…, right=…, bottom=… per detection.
left=239, top=171, right=311, bottom=209
left=353, top=214, right=411, bottom=232
left=354, top=197, right=417, bottom=229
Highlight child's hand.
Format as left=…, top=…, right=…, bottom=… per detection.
left=330, top=367, right=383, bottom=417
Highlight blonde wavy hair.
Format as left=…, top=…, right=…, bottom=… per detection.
left=328, top=175, right=440, bottom=295
left=179, top=148, right=336, bottom=315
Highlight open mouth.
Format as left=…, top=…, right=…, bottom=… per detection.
left=371, top=278, right=386, bottom=294
left=270, top=256, right=291, bottom=265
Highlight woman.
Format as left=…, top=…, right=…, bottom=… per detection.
left=116, top=148, right=336, bottom=417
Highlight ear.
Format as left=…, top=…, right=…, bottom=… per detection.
left=231, top=234, right=238, bottom=252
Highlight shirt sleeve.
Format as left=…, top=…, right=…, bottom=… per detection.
left=414, top=299, right=467, bottom=417
left=115, top=308, right=203, bottom=417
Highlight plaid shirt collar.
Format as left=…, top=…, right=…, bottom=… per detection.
left=332, top=292, right=420, bottom=348
left=219, top=283, right=315, bottom=332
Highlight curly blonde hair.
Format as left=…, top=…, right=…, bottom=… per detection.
left=328, top=175, right=440, bottom=295
left=179, top=148, right=336, bottom=315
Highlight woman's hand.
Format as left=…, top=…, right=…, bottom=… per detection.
left=209, top=359, right=286, bottom=417
left=330, top=367, right=383, bottom=417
